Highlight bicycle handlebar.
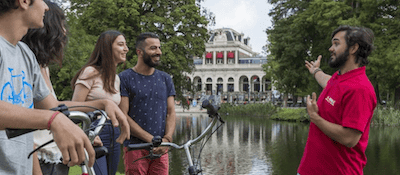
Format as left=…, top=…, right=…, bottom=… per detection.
left=5, top=128, right=36, bottom=139
left=5, top=105, right=107, bottom=143
left=5, top=104, right=108, bottom=175
left=201, top=99, right=220, bottom=116
left=127, top=98, right=224, bottom=150
left=127, top=113, right=222, bottom=152
left=6, top=104, right=70, bottom=139
left=126, top=111, right=224, bottom=175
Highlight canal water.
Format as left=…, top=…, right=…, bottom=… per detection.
left=165, top=114, right=400, bottom=175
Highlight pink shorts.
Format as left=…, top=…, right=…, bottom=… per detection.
left=123, top=147, right=169, bottom=175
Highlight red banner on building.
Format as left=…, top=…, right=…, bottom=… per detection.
left=206, top=52, right=212, bottom=59
left=216, top=52, right=223, bottom=58
left=227, top=51, right=234, bottom=58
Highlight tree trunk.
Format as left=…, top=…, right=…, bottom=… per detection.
left=374, top=83, right=381, bottom=105
left=293, top=95, right=298, bottom=107
left=394, top=87, right=400, bottom=107
left=283, top=94, right=288, bottom=107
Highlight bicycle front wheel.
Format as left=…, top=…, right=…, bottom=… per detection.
left=22, top=82, right=33, bottom=108
left=1, top=82, right=13, bottom=104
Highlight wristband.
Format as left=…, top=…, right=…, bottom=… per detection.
left=313, top=68, right=322, bottom=78
left=163, top=135, right=173, bottom=143
left=47, top=111, right=61, bottom=130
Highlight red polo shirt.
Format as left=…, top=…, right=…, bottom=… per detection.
left=298, top=66, right=377, bottom=175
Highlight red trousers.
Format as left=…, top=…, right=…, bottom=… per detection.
left=123, top=147, right=169, bottom=175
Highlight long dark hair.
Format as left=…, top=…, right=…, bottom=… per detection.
left=22, top=0, right=67, bottom=67
left=71, top=30, right=124, bottom=94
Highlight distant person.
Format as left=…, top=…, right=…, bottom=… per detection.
left=0, top=0, right=130, bottom=174
left=192, top=99, right=197, bottom=107
left=119, top=32, right=176, bottom=175
left=298, top=25, right=377, bottom=174
left=71, top=30, right=129, bottom=175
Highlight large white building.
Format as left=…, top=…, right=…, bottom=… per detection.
left=186, top=28, right=272, bottom=102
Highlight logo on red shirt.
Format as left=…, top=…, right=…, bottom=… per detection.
left=325, top=96, right=336, bottom=106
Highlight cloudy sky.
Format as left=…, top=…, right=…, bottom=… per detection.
left=60, top=0, right=274, bottom=54
left=201, top=0, right=274, bottom=55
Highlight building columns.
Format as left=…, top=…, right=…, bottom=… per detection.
left=213, top=51, right=216, bottom=65
left=224, top=50, right=227, bottom=64
left=235, top=50, right=238, bottom=64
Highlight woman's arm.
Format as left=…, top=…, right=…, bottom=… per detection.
left=71, top=84, right=90, bottom=102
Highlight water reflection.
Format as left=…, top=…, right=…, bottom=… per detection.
left=169, top=115, right=400, bottom=175
left=170, top=114, right=308, bottom=175
left=364, top=126, right=400, bottom=175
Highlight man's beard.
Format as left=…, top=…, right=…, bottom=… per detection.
left=143, top=50, right=160, bottom=67
left=329, top=48, right=349, bottom=69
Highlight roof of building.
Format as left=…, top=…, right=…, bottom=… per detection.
left=208, top=28, right=249, bottom=43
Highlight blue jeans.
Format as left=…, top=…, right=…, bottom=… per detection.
left=93, top=120, right=121, bottom=175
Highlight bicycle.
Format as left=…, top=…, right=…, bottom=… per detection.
left=1, top=67, right=33, bottom=108
left=127, top=99, right=225, bottom=175
left=6, top=104, right=110, bottom=175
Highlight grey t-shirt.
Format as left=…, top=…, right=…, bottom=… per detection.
left=0, top=36, right=50, bottom=174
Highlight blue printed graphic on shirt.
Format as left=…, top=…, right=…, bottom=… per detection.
left=119, top=69, right=175, bottom=146
left=1, top=67, right=33, bottom=108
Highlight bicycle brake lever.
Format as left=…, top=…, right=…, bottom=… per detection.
left=132, top=148, right=162, bottom=163
left=152, top=136, right=162, bottom=147
left=148, top=153, right=162, bottom=160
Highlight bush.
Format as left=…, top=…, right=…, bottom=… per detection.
left=219, top=102, right=400, bottom=125
left=372, top=105, right=400, bottom=126
left=270, top=108, right=309, bottom=122
left=219, top=103, right=278, bottom=118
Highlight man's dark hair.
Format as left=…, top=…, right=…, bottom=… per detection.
left=331, top=25, right=375, bottom=67
left=135, top=32, right=159, bottom=50
left=0, top=0, right=35, bottom=15
left=22, top=0, right=67, bottom=67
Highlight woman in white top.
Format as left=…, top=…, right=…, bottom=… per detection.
left=71, top=30, right=129, bottom=175
left=23, top=2, right=105, bottom=174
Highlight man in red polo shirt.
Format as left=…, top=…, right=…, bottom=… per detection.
left=298, top=25, right=377, bottom=175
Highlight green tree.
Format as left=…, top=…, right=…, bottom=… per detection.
left=357, top=0, right=400, bottom=104
left=265, top=0, right=400, bottom=104
left=50, top=11, right=97, bottom=100
left=54, top=0, right=212, bottom=103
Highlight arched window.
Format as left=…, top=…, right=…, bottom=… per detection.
left=241, top=77, right=249, bottom=92
left=217, top=78, right=223, bottom=94
left=194, top=77, right=202, bottom=91
left=228, top=77, right=234, bottom=92
left=206, top=78, right=212, bottom=93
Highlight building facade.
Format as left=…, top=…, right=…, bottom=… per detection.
left=186, top=28, right=272, bottom=102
